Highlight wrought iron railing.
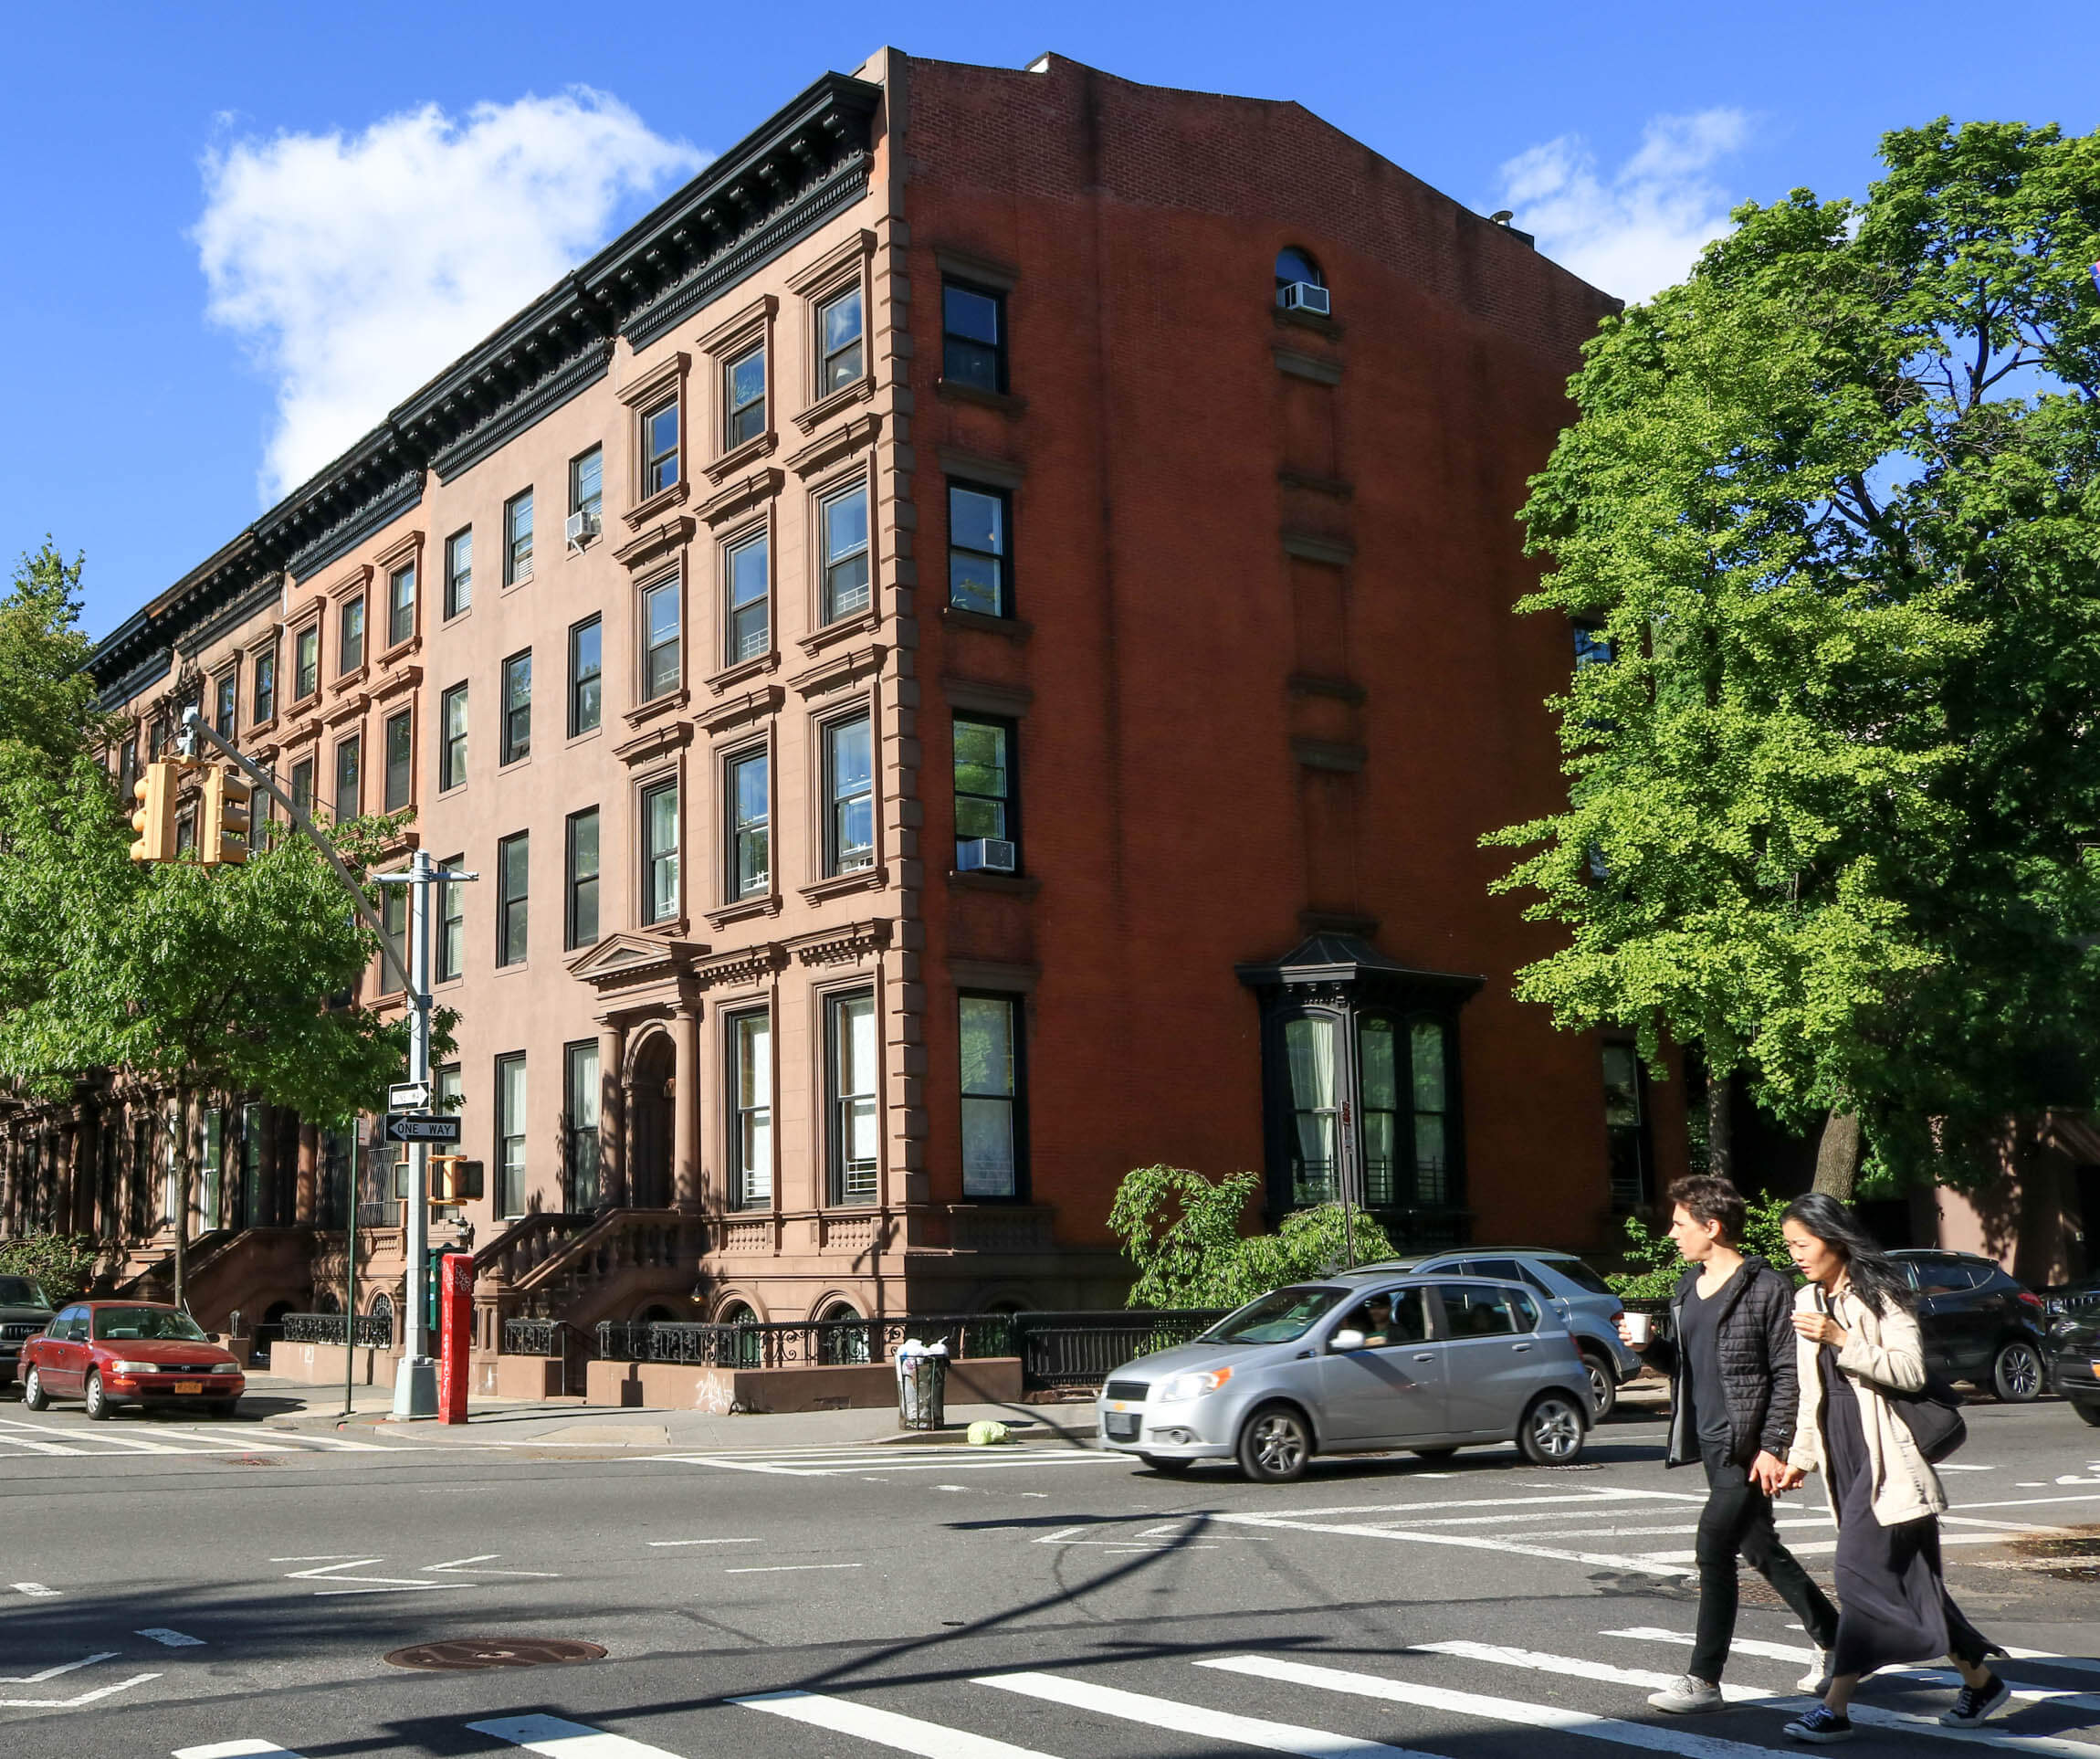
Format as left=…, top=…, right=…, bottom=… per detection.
left=593, top=1314, right=1013, bottom=1370
left=280, top=1311, right=394, bottom=1349
left=1010, top=1310, right=1227, bottom=1389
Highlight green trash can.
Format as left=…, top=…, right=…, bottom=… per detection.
left=897, top=1342, right=949, bottom=1429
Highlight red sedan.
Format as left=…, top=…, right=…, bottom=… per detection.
left=18, top=1301, right=245, bottom=1420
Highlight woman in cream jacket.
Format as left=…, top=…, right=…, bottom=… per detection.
left=1773, top=1194, right=2008, bottom=1744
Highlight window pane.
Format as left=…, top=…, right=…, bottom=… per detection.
left=726, top=346, right=766, bottom=446
left=731, top=752, right=769, bottom=897
left=644, top=784, right=678, bottom=923
left=821, top=286, right=864, bottom=391
left=438, top=858, right=465, bottom=983
left=831, top=992, right=879, bottom=1202
left=503, top=652, right=531, bottom=762
left=960, top=996, right=1016, bottom=1199
left=645, top=402, right=679, bottom=496
left=499, top=832, right=528, bottom=965
left=728, top=535, right=769, bottom=662
left=572, top=447, right=603, bottom=517
left=1285, top=1016, right=1338, bottom=1206
left=571, top=617, right=602, bottom=734
left=388, top=564, right=415, bottom=647
left=215, top=672, right=236, bottom=738
left=827, top=715, right=873, bottom=872
left=441, top=684, right=467, bottom=790
left=735, top=1012, right=772, bottom=1206
left=446, top=528, right=472, bottom=616
left=1360, top=1017, right=1398, bottom=1209
left=498, top=1055, right=527, bottom=1217
left=296, top=627, right=319, bottom=696
left=333, top=735, right=361, bottom=821
left=1413, top=1020, right=1450, bottom=1205
left=567, top=808, right=599, bottom=948
left=383, top=710, right=413, bottom=811
left=340, top=597, right=364, bottom=673
left=822, top=486, right=870, bottom=621
left=948, top=484, right=1007, bottom=617
left=944, top=283, right=1000, bottom=344
left=507, top=490, right=534, bottom=583
left=253, top=651, right=277, bottom=722
left=566, top=1041, right=600, bottom=1210
left=644, top=581, right=680, bottom=700
left=382, top=887, right=408, bottom=988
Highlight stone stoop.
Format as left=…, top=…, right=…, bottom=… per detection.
left=583, top=1354, right=1024, bottom=1413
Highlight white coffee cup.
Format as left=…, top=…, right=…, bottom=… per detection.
left=1622, top=1311, right=1653, bottom=1347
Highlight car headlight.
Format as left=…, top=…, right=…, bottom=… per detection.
left=1157, top=1368, right=1233, bottom=1403
left=212, top=1363, right=241, bottom=1375
left=110, top=1360, right=159, bottom=1375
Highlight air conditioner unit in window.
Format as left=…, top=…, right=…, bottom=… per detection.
left=957, top=837, right=1017, bottom=873
left=564, top=509, right=602, bottom=552
left=1277, top=281, right=1331, bottom=316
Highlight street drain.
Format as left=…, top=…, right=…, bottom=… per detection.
left=384, top=1638, right=607, bottom=1671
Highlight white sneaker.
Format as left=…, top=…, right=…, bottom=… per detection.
left=1798, top=1651, right=1834, bottom=1693
left=1648, top=1674, right=1724, bottom=1714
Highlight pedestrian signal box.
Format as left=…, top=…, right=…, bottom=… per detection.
left=129, top=762, right=180, bottom=862
left=428, top=1155, right=483, bottom=1203
left=201, top=765, right=253, bottom=867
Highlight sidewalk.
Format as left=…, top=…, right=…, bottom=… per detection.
left=236, top=1372, right=1100, bottom=1451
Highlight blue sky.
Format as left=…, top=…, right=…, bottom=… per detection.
left=7, top=1, right=2097, bottom=641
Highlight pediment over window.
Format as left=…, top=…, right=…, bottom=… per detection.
left=1234, top=933, right=1484, bottom=1005
left=567, top=932, right=708, bottom=992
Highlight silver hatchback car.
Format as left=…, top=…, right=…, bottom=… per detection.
left=1096, top=1270, right=1591, bottom=1481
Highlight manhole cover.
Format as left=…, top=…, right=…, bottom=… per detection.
left=384, top=1638, right=607, bottom=1671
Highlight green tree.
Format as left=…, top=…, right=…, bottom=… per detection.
left=1486, top=121, right=2100, bottom=1270
left=1108, top=1164, right=1399, bottom=1310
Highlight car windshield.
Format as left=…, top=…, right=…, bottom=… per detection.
left=1541, top=1258, right=1612, bottom=1296
left=0, top=1276, right=49, bottom=1308
left=1205, top=1286, right=1347, bottom=1344
left=91, top=1307, right=209, bottom=1343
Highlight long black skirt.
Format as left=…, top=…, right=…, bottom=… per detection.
left=1821, top=1345, right=1994, bottom=1677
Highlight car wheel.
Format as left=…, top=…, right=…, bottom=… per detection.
left=1517, top=1392, right=1587, bottom=1465
left=1580, top=1352, right=1618, bottom=1421
left=1136, top=1453, right=1194, bottom=1475
left=1411, top=1447, right=1460, bottom=1462
left=83, top=1370, right=112, bottom=1421
left=22, top=1367, right=49, bottom=1412
left=1991, top=1339, right=2043, bottom=1404
left=2071, top=1400, right=2100, bottom=1429
left=1237, top=1405, right=1313, bottom=1483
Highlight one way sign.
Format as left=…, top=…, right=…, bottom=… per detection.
left=383, top=1112, right=463, bottom=1144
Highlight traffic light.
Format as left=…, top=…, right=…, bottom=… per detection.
left=428, top=1156, right=484, bottom=1204
left=128, top=762, right=179, bottom=862
left=200, top=764, right=253, bottom=867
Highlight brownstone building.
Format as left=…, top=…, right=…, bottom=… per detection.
left=4, top=49, right=1694, bottom=1369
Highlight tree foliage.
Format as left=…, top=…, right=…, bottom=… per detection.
left=1605, top=1193, right=1798, bottom=1301
left=0, top=1232, right=100, bottom=1305
left=1108, top=1164, right=1400, bottom=1310
left=1486, top=120, right=2100, bottom=1192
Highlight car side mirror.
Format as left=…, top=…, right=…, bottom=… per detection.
left=207, top=1332, right=223, bottom=1344
left=1331, top=1329, right=1366, bottom=1352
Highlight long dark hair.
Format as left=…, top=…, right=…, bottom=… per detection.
left=1780, top=1192, right=1912, bottom=1317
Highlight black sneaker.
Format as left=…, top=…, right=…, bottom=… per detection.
left=1782, top=1704, right=1854, bottom=1744
left=1940, top=1674, right=2011, bottom=1727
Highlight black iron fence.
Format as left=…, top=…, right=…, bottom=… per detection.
left=280, top=1311, right=394, bottom=1349
left=501, top=1318, right=590, bottom=1395
left=1012, top=1311, right=1226, bottom=1389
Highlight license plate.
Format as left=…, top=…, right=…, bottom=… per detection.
left=173, top=1380, right=204, bottom=1395
left=1104, top=1413, right=1139, bottom=1440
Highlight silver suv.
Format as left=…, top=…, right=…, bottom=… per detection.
left=1096, top=1269, right=1591, bottom=1482
left=1365, top=1250, right=1642, bottom=1417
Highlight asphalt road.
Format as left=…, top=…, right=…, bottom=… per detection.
left=2, top=1393, right=2097, bottom=1759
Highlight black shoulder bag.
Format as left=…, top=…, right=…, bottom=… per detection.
left=1822, top=1288, right=1966, bottom=1464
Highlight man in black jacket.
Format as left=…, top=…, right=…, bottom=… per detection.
left=1619, top=1174, right=1839, bottom=1713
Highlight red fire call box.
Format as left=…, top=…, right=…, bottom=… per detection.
left=438, top=1251, right=474, bottom=1425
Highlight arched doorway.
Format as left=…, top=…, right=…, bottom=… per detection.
left=629, top=1034, right=675, bottom=1209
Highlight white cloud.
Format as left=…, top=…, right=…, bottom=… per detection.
left=1495, top=108, right=1751, bottom=302
left=195, top=90, right=705, bottom=501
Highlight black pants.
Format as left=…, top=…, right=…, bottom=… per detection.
left=1690, top=1447, right=1840, bottom=1684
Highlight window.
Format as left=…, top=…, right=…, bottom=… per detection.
left=641, top=576, right=680, bottom=700
left=565, top=807, right=599, bottom=949
left=1603, top=1043, right=1648, bottom=1209
left=1573, top=624, right=1613, bottom=668
left=332, top=733, right=361, bottom=821
left=730, top=1010, right=772, bottom=1207
left=295, top=625, right=319, bottom=699
left=289, top=756, right=315, bottom=817
left=1436, top=1283, right=1525, bottom=1338
left=252, top=648, right=277, bottom=725
left=942, top=280, right=1005, bottom=392
left=641, top=779, right=678, bottom=925
left=570, top=446, right=603, bottom=527
left=1284, top=1016, right=1339, bottom=1206
left=726, top=532, right=769, bottom=664
left=948, top=483, right=1010, bottom=617
left=174, top=803, right=198, bottom=854
left=643, top=400, right=679, bottom=498
left=381, top=886, right=407, bottom=990
left=960, top=995, right=1023, bottom=1198
left=564, top=1040, right=600, bottom=1210
left=200, top=1108, right=224, bottom=1232
left=439, top=682, right=468, bottom=791
left=500, top=650, right=531, bottom=764
left=820, top=482, right=871, bottom=622
left=1360, top=1017, right=1398, bottom=1208
left=436, top=855, right=466, bottom=983
left=953, top=717, right=1015, bottom=868
left=817, top=285, right=864, bottom=394
left=1410, top=1020, right=1451, bottom=1205
left=1275, top=247, right=1325, bottom=299
left=826, top=990, right=878, bottom=1204
left=386, top=560, right=415, bottom=648
left=445, top=527, right=473, bottom=617
left=824, top=712, right=874, bottom=874
left=339, top=595, right=365, bottom=676
left=728, top=748, right=769, bottom=899
left=497, top=830, right=529, bottom=966
left=214, top=670, right=237, bottom=740
left=496, top=1053, right=526, bottom=1218
left=724, top=343, right=766, bottom=448
left=504, top=488, right=534, bottom=585
left=383, top=709, right=413, bottom=811
left=1335, top=1288, right=1432, bottom=1348
left=569, top=616, right=602, bottom=735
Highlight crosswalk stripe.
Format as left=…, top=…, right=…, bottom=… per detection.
left=173, top=1743, right=304, bottom=1758
left=734, top=1688, right=1058, bottom=1756
left=1199, top=1655, right=1784, bottom=1759
left=654, top=1452, right=1114, bottom=1477
left=1414, top=1638, right=2100, bottom=1757
left=977, top=1669, right=1440, bottom=1756
left=1208, top=1511, right=1696, bottom=1579
left=0, top=1428, right=89, bottom=1455
left=468, top=1712, right=686, bottom=1756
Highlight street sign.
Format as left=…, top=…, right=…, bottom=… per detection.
left=389, top=1080, right=432, bottom=1109
left=383, top=1112, right=462, bottom=1144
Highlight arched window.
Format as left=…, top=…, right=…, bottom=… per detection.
left=815, top=1299, right=870, bottom=1364
left=716, top=1299, right=761, bottom=1368
left=1275, top=248, right=1328, bottom=310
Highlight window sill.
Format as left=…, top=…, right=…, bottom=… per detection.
left=704, top=893, right=782, bottom=930
left=798, top=608, right=880, bottom=659
left=436, top=781, right=468, bottom=801
left=499, top=753, right=532, bottom=774
left=624, top=688, right=689, bottom=730
left=1273, top=306, right=1346, bottom=342
left=247, top=716, right=278, bottom=741
left=792, top=374, right=875, bottom=436
left=378, top=636, right=423, bottom=667
left=495, top=961, right=530, bottom=974
left=623, top=480, right=688, bottom=531
left=946, top=869, right=1040, bottom=899
left=936, top=379, right=1026, bottom=416
left=639, top=917, right=690, bottom=940
left=800, top=865, right=887, bottom=904
left=501, top=569, right=535, bottom=595
left=940, top=605, right=1031, bottom=643
left=704, top=429, right=778, bottom=487
left=565, top=724, right=604, bottom=748
left=330, top=664, right=369, bottom=696
left=707, top=651, right=779, bottom=696
left=442, top=606, right=472, bottom=627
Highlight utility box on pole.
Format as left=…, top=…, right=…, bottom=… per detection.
left=438, top=1251, right=473, bottom=1425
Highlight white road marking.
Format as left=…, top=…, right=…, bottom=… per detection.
left=724, top=1563, right=865, bottom=1574
left=468, top=1714, right=685, bottom=1757
left=1202, top=1655, right=1778, bottom=1758
left=425, top=1554, right=560, bottom=1578
left=280, top=1557, right=457, bottom=1596
left=0, top=1669, right=160, bottom=1709
left=1940, top=1463, right=1999, bottom=1471
left=1246, top=1489, right=1697, bottom=1519
left=647, top=1537, right=761, bottom=1546
left=735, top=1689, right=1057, bottom=1756
left=0, top=1429, right=89, bottom=1456
left=636, top=1450, right=1117, bottom=1478
left=0, top=1650, right=118, bottom=1682
left=979, top=1668, right=1438, bottom=1755
left=10, top=1583, right=59, bottom=1596
left=1211, top=1510, right=1696, bottom=1578
left=173, top=1743, right=304, bottom=1759
left=137, top=1628, right=205, bottom=1647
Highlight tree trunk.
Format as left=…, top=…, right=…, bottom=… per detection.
left=1812, top=1108, right=1862, bottom=1200
left=172, top=1096, right=191, bottom=1312
left=2011, top=1121, right=2064, bottom=1290
left=1705, top=1067, right=1734, bottom=1182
